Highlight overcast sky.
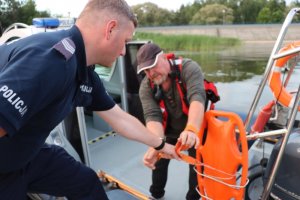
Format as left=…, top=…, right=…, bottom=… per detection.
left=35, top=0, right=195, bottom=17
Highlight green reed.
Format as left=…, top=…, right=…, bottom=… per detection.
left=133, top=32, right=240, bottom=52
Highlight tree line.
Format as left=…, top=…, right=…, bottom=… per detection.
left=133, top=0, right=300, bottom=26
left=0, top=0, right=50, bottom=34
left=1, top=0, right=300, bottom=35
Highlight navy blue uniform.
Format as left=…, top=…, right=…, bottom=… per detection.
left=0, top=26, right=115, bottom=199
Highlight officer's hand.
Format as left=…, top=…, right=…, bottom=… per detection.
left=158, top=143, right=180, bottom=161
left=143, top=147, right=160, bottom=170
left=178, top=130, right=200, bottom=149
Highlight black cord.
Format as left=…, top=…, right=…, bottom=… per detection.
left=275, top=67, right=288, bottom=105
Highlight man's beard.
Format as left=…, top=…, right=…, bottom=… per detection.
left=153, top=74, right=167, bottom=85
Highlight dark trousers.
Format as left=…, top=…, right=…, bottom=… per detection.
left=0, top=144, right=108, bottom=200
left=150, top=138, right=200, bottom=200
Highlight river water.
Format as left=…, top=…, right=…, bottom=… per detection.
left=182, top=41, right=300, bottom=121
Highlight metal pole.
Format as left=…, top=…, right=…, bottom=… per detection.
left=244, top=8, right=300, bottom=130
left=76, top=107, right=92, bottom=166
left=246, top=128, right=287, bottom=140
left=118, top=57, right=128, bottom=112
left=261, top=84, right=300, bottom=199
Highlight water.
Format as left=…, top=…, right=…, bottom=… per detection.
left=180, top=42, right=300, bottom=122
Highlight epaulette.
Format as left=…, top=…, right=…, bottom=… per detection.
left=53, top=37, right=75, bottom=60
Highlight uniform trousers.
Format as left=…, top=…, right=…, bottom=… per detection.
left=0, top=144, right=108, bottom=200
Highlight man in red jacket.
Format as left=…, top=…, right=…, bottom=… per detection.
left=137, top=43, right=206, bottom=200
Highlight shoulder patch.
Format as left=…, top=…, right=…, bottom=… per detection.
left=53, top=37, right=75, bottom=60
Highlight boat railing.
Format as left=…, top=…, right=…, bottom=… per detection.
left=242, top=7, right=300, bottom=199
left=246, top=128, right=287, bottom=140
left=244, top=8, right=300, bottom=130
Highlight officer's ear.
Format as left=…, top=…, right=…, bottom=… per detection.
left=105, top=20, right=117, bottom=40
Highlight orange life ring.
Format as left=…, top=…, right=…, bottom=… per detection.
left=268, top=41, right=300, bottom=110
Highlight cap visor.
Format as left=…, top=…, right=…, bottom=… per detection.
left=137, top=51, right=163, bottom=74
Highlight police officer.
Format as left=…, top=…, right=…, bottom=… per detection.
left=0, top=0, right=179, bottom=199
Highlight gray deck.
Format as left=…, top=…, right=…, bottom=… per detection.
left=107, top=189, right=139, bottom=200
left=85, top=116, right=190, bottom=200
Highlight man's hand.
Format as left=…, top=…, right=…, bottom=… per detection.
left=178, top=130, right=200, bottom=149
left=158, top=143, right=181, bottom=161
left=143, top=147, right=160, bottom=169
left=143, top=143, right=181, bottom=169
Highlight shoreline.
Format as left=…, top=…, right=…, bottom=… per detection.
left=137, top=23, right=300, bottom=42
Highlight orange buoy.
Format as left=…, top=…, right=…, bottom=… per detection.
left=176, top=110, right=248, bottom=200
left=268, top=41, right=300, bottom=110
left=250, top=100, right=275, bottom=133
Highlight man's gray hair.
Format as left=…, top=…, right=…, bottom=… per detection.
left=79, top=0, right=138, bottom=27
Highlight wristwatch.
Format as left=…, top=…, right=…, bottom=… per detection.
left=154, top=137, right=166, bottom=151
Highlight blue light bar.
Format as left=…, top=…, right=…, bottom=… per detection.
left=32, top=18, right=60, bottom=28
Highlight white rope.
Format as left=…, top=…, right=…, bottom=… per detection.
left=193, top=165, right=249, bottom=189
